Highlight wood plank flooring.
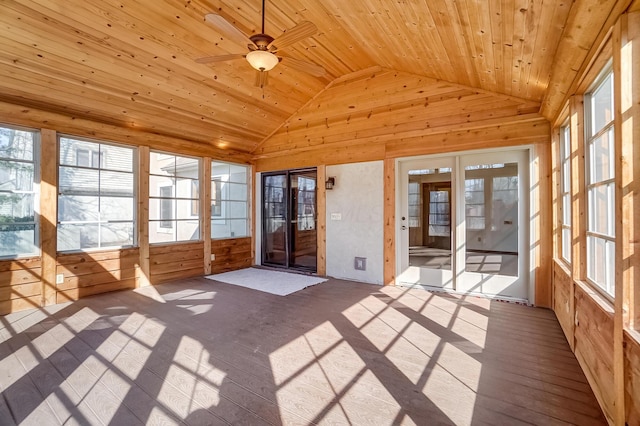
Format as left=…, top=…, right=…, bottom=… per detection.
left=0, top=277, right=606, bottom=425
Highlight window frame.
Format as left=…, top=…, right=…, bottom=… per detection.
left=149, top=150, right=201, bottom=244
left=57, top=135, right=138, bottom=252
left=211, top=160, right=250, bottom=240
left=584, top=65, right=615, bottom=297
left=0, top=124, right=40, bottom=259
left=559, top=121, right=572, bottom=265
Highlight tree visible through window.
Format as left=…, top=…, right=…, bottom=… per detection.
left=0, top=126, right=38, bottom=258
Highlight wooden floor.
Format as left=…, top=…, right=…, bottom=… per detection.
left=0, top=277, right=605, bottom=425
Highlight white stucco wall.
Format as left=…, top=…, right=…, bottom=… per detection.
left=326, top=161, right=384, bottom=284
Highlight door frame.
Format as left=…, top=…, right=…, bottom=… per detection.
left=395, top=146, right=535, bottom=303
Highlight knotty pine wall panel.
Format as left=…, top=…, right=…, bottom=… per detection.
left=149, top=242, right=204, bottom=284
left=0, top=258, right=42, bottom=315
left=56, top=248, right=139, bottom=303
left=211, top=237, right=252, bottom=274
left=625, top=332, right=640, bottom=425
left=552, top=261, right=574, bottom=346
left=573, top=283, right=615, bottom=424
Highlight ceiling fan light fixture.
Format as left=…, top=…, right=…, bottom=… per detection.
left=246, top=50, right=279, bottom=71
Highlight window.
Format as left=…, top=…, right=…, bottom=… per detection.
left=559, top=123, right=572, bottom=263
left=149, top=152, right=200, bottom=243
left=57, top=137, right=136, bottom=251
left=465, top=178, right=485, bottom=230
left=585, top=69, right=615, bottom=296
left=408, top=181, right=420, bottom=228
left=211, top=161, right=249, bottom=239
left=159, top=186, right=173, bottom=229
left=0, top=126, right=38, bottom=258
left=428, top=190, right=450, bottom=236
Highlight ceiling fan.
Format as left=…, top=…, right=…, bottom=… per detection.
left=196, top=0, right=326, bottom=88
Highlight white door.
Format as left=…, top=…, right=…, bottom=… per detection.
left=397, top=157, right=455, bottom=289
left=397, top=149, right=530, bottom=302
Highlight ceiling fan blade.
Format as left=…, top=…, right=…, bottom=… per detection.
left=255, top=70, right=269, bottom=88
left=195, top=53, right=246, bottom=64
left=267, top=21, right=317, bottom=51
left=281, top=56, right=326, bottom=77
left=205, top=13, right=257, bottom=49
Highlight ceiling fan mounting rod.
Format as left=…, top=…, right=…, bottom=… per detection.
left=261, top=0, right=266, bottom=34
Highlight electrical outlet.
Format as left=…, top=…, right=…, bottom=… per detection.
left=211, top=254, right=216, bottom=261
left=56, top=274, right=64, bottom=284
left=331, top=212, right=342, bottom=221
left=354, top=257, right=366, bottom=271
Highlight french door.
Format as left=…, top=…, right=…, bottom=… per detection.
left=397, top=149, right=530, bottom=302
left=262, top=168, right=317, bottom=271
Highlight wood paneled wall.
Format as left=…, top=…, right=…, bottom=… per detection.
left=56, top=249, right=139, bottom=303
left=210, top=237, right=252, bottom=274
left=0, top=258, right=42, bottom=315
left=550, top=10, right=640, bottom=426
left=254, top=69, right=549, bottom=172
left=149, top=242, right=205, bottom=284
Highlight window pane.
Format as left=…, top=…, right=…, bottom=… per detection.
left=57, top=223, right=100, bottom=251
left=149, top=220, right=176, bottom=244
left=229, top=164, right=248, bottom=183
left=59, top=166, right=99, bottom=194
left=0, top=128, right=34, bottom=161
left=150, top=152, right=176, bottom=175
left=562, top=228, right=571, bottom=262
left=591, top=73, right=614, bottom=135
left=590, top=127, right=614, bottom=183
left=174, top=156, right=199, bottom=178
left=562, top=194, right=571, bottom=224
left=149, top=176, right=174, bottom=197
left=176, top=178, right=199, bottom=199
left=102, top=145, right=134, bottom=172
left=587, top=236, right=606, bottom=290
left=101, top=170, right=134, bottom=196
left=100, top=222, right=134, bottom=247
left=0, top=224, right=36, bottom=257
left=59, top=138, right=100, bottom=167
left=588, top=183, right=614, bottom=237
left=222, top=201, right=247, bottom=219
left=101, top=197, right=134, bottom=221
left=177, top=220, right=199, bottom=241
left=0, top=161, right=34, bottom=191
left=177, top=199, right=198, bottom=219
left=58, top=195, right=100, bottom=222
left=0, top=193, right=35, bottom=221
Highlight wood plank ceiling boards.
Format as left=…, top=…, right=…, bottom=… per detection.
left=0, top=0, right=624, bottom=155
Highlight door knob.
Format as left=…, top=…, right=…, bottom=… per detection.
left=401, top=225, right=407, bottom=230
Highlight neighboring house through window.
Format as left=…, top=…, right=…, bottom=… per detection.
left=57, top=136, right=136, bottom=251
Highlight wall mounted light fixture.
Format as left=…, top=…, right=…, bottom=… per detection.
left=325, top=177, right=335, bottom=190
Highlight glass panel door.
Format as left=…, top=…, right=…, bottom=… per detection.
left=291, top=171, right=317, bottom=269
left=457, top=151, right=528, bottom=300
left=262, top=169, right=317, bottom=272
left=263, top=174, right=287, bottom=267
left=397, top=149, right=529, bottom=302
left=397, top=158, right=454, bottom=288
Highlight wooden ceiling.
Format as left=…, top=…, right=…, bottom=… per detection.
left=0, top=0, right=630, bottom=156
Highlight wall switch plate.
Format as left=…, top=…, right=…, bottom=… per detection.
left=331, top=213, right=342, bottom=221
left=56, top=274, right=64, bottom=284
left=354, top=257, right=367, bottom=271
left=211, top=254, right=216, bottom=261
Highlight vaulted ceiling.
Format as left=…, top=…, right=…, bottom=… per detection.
left=0, top=0, right=630, bottom=156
